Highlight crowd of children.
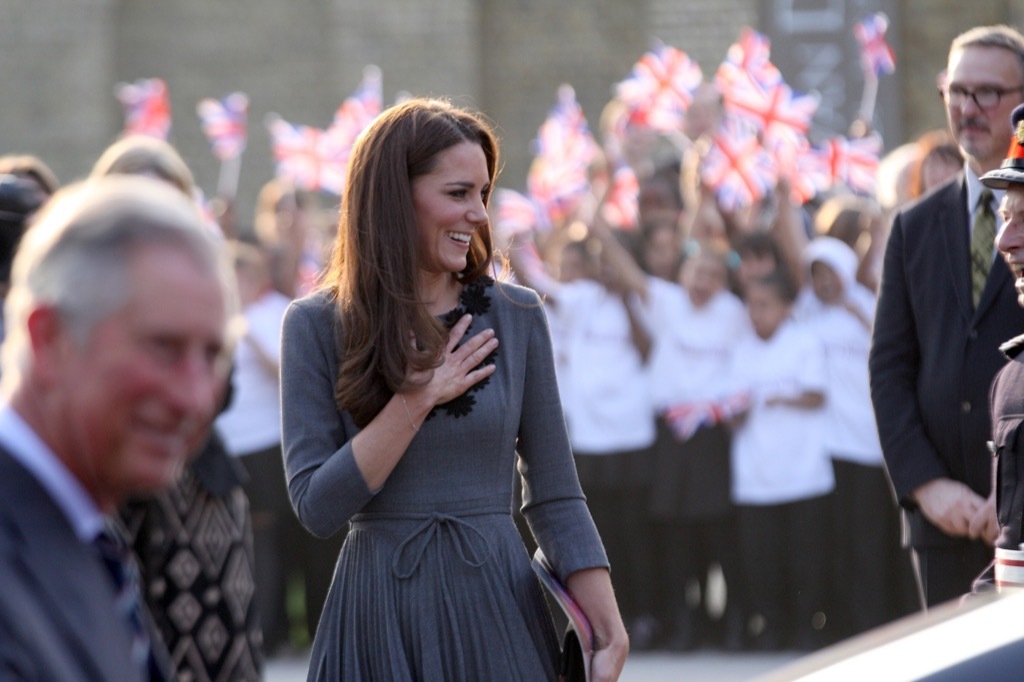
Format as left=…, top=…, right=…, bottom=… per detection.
left=496, top=95, right=963, bottom=652
left=0, top=82, right=967, bottom=671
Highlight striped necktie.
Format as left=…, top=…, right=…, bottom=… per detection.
left=971, top=189, right=996, bottom=307
left=93, top=523, right=153, bottom=677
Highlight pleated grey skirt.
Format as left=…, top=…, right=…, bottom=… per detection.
left=306, top=509, right=560, bottom=681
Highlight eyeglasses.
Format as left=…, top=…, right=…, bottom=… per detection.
left=940, top=84, right=1024, bottom=110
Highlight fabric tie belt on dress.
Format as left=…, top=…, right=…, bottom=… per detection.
left=351, top=509, right=504, bottom=579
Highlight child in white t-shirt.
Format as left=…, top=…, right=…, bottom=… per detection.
left=647, top=241, right=751, bottom=649
left=728, top=270, right=833, bottom=651
left=795, top=236, right=910, bottom=640
left=508, top=222, right=658, bottom=644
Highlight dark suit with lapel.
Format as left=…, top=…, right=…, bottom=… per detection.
left=869, top=173, right=1024, bottom=604
left=0, top=447, right=168, bottom=681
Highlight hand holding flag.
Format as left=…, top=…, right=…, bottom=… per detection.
left=713, top=27, right=818, bottom=205
left=527, top=85, right=600, bottom=228
left=319, top=65, right=383, bottom=195
left=265, top=66, right=383, bottom=195
left=197, top=92, right=249, bottom=199
left=699, top=116, right=778, bottom=211
left=600, top=165, right=640, bottom=230
left=854, top=13, right=896, bottom=78
left=854, top=13, right=896, bottom=124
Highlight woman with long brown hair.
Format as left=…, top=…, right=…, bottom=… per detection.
left=280, top=98, right=627, bottom=680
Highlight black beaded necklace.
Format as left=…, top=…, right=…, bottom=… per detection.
left=428, top=275, right=498, bottom=420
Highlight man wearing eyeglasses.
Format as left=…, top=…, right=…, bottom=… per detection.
left=870, top=24, right=1024, bottom=609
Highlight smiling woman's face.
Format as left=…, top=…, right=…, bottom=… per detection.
left=411, top=141, right=490, bottom=281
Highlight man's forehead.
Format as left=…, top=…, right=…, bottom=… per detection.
left=123, top=247, right=226, bottom=314
left=949, top=45, right=1021, bottom=75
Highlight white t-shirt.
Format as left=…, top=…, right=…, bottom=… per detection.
left=795, top=288, right=883, bottom=465
left=545, top=298, right=574, bottom=416
left=549, top=278, right=655, bottom=454
left=646, top=277, right=749, bottom=409
left=729, top=318, right=834, bottom=505
left=215, top=290, right=292, bottom=456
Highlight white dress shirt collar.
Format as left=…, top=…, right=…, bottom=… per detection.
left=0, top=403, right=105, bottom=542
left=966, top=164, right=1004, bottom=222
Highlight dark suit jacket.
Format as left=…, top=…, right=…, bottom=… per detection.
left=869, top=174, right=1024, bottom=548
left=0, top=447, right=162, bottom=681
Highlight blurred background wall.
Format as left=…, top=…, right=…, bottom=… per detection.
left=2, top=0, right=1022, bottom=230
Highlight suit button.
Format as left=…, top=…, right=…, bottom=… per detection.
left=969, top=329, right=979, bottom=340
left=962, top=401, right=972, bottom=413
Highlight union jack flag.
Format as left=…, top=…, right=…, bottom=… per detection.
left=601, top=165, right=640, bottom=230
left=196, top=92, right=248, bottom=160
left=664, top=390, right=752, bottom=442
left=322, top=66, right=384, bottom=195
left=115, top=78, right=171, bottom=140
left=315, top=128, right=351, bottom=196
left=854, top=13, right=896, bottom=76
left=615, top=40, right=703, bottom=133
left=492, top=188, right=550, bottom=240
left=766, top=124, right=808, bottom=178
left=718, top=28, right=782, bottom=90
left=700, top=116, right=778, bottom=211
left=265, top=115, right=327, bottom=193
left=528, top=84, right=600, bottom=227
left=813, top=133, right=883, bottom=196
left=784, top=141, right=830, bottom=205
left=265, top=66, right=385, bottom=195
left=717, top=69, right=820, bottom=152
left=528, top=156, right=591, bottom=227
left=330, top=65, right=383, bottom=137
left=532, top=84, right=598, bottom=161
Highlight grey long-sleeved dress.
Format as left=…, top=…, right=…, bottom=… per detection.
left=280, top=276, right=608, bottom=681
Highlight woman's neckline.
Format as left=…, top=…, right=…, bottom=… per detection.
left=421, top=271, right=463, bottom=316
left=428, top=283, right=464, bottom=317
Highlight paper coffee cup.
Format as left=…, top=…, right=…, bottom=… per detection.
left=994, top=546, right=1024, bottom=590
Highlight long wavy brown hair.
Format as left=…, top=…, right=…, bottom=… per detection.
left=321, top=98, right=499, bottom=427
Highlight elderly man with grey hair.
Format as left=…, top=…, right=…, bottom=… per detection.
left=0, top=175, right=238, bottom=681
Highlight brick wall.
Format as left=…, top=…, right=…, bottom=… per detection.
left=651, top=0, right=756, bottom=75
left=1, top=0, right=1022, bottom=226
left=0, top=0, right=117, bottom=186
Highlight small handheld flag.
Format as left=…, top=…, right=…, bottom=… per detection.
left=115, top=78, right=171, bottom=140
left=197, top=92, right=249, bottom=161
left=854, top=13, right=896, bottom=77
left=615, top=40, right=703, bottom=133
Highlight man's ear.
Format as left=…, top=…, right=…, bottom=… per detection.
left=25, top=306, right=68, bottom=384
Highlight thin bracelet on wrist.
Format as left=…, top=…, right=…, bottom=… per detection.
left=400, top=394, right=420, bottom=432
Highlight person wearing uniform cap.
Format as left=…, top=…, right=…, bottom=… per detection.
left=869, top=24, right=1024, bottom=609
left=973, top=103, right=1024, bottom=590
